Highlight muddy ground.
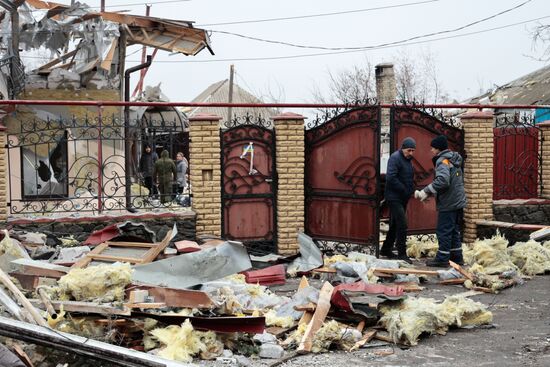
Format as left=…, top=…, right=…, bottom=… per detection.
left=209, top=269, right=550, bottom=367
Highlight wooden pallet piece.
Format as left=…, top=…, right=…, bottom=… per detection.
left=72, top=230, right=173, bottom=268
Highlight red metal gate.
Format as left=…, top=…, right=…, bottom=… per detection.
left=221, top=124, right=277, bottom=254
left=305, top=107, right=381, bottom=249
left=390, top=107, right=464, bottom=234
left=493, top=118, right=540, bottom=200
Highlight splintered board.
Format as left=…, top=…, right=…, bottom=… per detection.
left=72, top=230, right=173, bottom=268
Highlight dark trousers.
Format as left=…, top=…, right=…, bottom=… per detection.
left=143, top=176, right=157, bottom=196
left=382, top=200, right=408, bottom=256
left=435, top=209, right=464, bottom=263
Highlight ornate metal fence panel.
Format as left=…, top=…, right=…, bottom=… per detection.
left=7, top=110, right=188, bottom=215
left=390, top=107, right=464, bottom=234
left=221, top=120, right=277, bottom=255
left=493, top=114, right=542, bottom=200
left=305, top=106, right=381, bottom=254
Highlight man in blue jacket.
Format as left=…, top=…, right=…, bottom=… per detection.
left=415, top=135, right=467, bottom=267
left=380, top=137, right=416, bottom=264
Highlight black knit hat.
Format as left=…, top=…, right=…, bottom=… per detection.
left=401, top=137, right=416, bottom=149
left=430, top=135, right=448, bottom=151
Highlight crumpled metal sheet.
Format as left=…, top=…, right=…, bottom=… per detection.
left=132, top=241, right=252, bottom=289
left=287, top=232, right=323, bottom=274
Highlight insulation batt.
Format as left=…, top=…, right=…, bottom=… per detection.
left=55, top=263, right=132, bottom=302
left=406, top=236, right=438, bottom=259
left=289, top=320, right=361, bottom=353
left=380, top=295, right=493, bottom=345
left=463, top=232, right=518, bottom=275
left=149, top=319, right=223, bottom=362
left=508, top=240, right=550, bottom=275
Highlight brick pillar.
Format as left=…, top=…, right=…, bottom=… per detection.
left=375, top=63, right=396, bottom=156
left=189, top=114, right=222, bottom=237
left=539, top=122, right=550, bottom=199
left=0, top=124, right=6, bottom=222
left=274, top=113, right=305, bottom=255
left=461, top=111, right=494, bottom=244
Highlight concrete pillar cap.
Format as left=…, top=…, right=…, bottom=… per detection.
left=273, top=112, right=306, bottom=121
left=189, top=113, right=222, bottom=122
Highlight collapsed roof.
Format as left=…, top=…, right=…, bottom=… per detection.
left=0, top=0, right=213, bottom=91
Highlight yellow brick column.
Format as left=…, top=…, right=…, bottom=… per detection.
left=0, top=124, right=6, bottom=222
left=274, top=113, right=305, bottom=255
left=461, top=111, right=494, bottom=244
left=189, top=114, right=222, bottom=237
left=538, top=121, right=550, bottom=199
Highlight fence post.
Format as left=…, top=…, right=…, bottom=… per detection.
left=461, top=111, right=494, bottom=244
left=273, top=112, right=305, bottom=255
left=539, top=121, right=550, bottom=199
left=0, top=123, right=6, bottom=222
left=189, top=113, right=222, bottom=237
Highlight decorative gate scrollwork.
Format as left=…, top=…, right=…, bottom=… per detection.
left=221, top=123, right=277, bottom=255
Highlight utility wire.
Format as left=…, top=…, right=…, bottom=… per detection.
left=196, top=0, right=441, bottom=27
left=210, top=0, right=532, bottom=51
left=18, top=13, right=548, bottom=64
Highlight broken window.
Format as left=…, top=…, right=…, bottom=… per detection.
left=21, top=130, right=68, bottom=198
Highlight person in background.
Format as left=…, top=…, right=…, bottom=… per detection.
left=380, top=137, right=416, bottom=264
left=415, top=134, right=467, bottom=267
left=153, top=150, right=177, bottom=204
left=139, top=144, right=158, bottom=197
left=175, top=152, right=188, bottom=195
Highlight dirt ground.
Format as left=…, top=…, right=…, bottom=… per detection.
left=216, top=269, right=550, bottom=367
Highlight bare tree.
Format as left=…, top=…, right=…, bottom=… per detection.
left=531, top=23, right=550, bottom=61
left=311, top=58, right=376, bottom=104
left=312, top=50, right=450, bottom=104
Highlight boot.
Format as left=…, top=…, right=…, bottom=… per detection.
left=397, top=254, right=413, bottom=264
left=425, top=258, right=449, bottom=268
left=379, top=247, right=397, bottom=259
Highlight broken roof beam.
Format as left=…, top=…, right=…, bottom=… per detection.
left=36, top=48, right=78, bottom=72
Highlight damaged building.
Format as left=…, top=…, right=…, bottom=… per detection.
left=0, top=0, right=212, bottom=214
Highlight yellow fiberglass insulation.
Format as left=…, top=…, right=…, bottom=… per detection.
left=508, top=240, right=550, bottom=275
left=288, top=320, right=359, bottom=353
left=379, top=296, right=492, bottom=345
left=406, top=236, right=438, bottom=259
left=324, top=254, right=351, bottom=266
left=55, top=263, right=132, bottom=302
left=264, top=309, right=294, bottom=328
left=464, top=233, right=518, bottom=275
left=150, top=319, right=223, bottom=362
left=544, top=241, right=550, bottom=250
left=0, top=231, right=25, bottom=258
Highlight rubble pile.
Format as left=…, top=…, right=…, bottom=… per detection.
left=0, top=227, right=548, bottom=366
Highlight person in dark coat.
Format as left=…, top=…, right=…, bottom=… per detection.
left=154, top=150, right=177, bottom=204
left=415, top=135, right=467, bottom=267
left=139, top=144, right=158, bottom=196
left=380, top=137, right=416, bottom=264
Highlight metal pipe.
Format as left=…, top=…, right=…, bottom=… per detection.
left=3, top=100, right=550, bottom=110
left=97, top=105, right=103, bottom=214
left=124, top=55, right=152, bottom=212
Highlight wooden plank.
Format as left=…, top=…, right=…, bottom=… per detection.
left=294, top=303, right=316, bottom=312
left=141, top=229, right=173, bottom=263
left=105, top=241, right=156, bottom=248
left=297, top=281, right=334, bottom=354
left=0, top=315, right=177, bottom=367
left=0, top=267, right=47, bottom=327
left=374, top=268, right=440, bottom=276
left=88, top=254, right=145, bottom=264
left=349, top=329, right=377, bottom=351
left=124, top=302, right=166, bottom=309
left=439, top=278, right=466, bottom=285
left=10, top=259, right=69, bottom=278
left=73, top=242, right=108, bottom=268
left=298, top=275, right=309, bottom=289
left=37, top=49, right=78, bottom=71
left=356, top=320, right=366, bottom=332
left=30, top=299, right=131, bottom=316
left=311, top=267, right=336, bottom=274
left=12, top=343, right=34, bottom=367
left=449, top=261, right=474, bottom=281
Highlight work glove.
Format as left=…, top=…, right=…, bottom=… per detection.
left=414, top=190, right=428, bottom=202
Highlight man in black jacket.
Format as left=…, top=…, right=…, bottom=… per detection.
left=139, top=144, right=158, bottom=197
left=380, top=137, right=416, bottom=264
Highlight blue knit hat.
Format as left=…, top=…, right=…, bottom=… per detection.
left=401, top=137, right=416, bottom=149
left=430, top=135, right=448, bottom=151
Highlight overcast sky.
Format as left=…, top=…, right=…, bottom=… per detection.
left=85, top=0, right=548, bottom=106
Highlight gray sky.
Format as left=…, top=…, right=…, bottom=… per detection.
left=86, top=0, right=548, bottom=105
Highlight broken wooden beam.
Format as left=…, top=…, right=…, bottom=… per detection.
left=0, top=315, right=185, bottom=367
left=373, top=268, right=440, bottom=276
left=349, top=329, right=377, bottom=351
left=30, top=299, right=132, bottom=316
left=449, top=261, right=474, bottom=281
left=439, top=278, right=466, bottom=285
left=297, top=281, right=334, bottom=354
